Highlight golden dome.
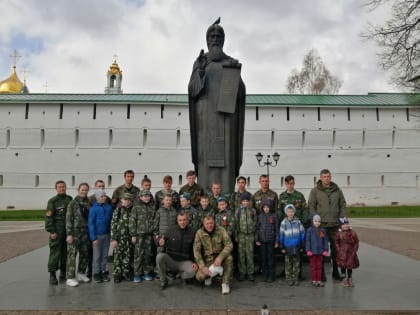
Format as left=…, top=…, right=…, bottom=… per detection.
left=107, top=60, right=122, bottom=76
left=0, top=67, right=24, bottom=94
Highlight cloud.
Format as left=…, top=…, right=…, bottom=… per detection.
left=0, top=0, right=400, bottom=94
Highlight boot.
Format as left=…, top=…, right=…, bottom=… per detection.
left=49, top=271, right=58, bottom=285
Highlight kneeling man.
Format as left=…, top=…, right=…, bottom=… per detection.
left=156, top=211, right=198, bottom=290
left=194, top=215, right=233, bottom=294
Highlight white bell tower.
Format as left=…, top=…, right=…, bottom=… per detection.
left=105, top=56, right=123, bottom=94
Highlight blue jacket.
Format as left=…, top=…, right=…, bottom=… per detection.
left=279, top=217, right=305, bottom=255
left=88, top=202, right=113, bottom=241
left=305, top=226, right=329, bottom=255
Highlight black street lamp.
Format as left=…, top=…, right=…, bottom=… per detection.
left=255, top=152, right=280, bottom=176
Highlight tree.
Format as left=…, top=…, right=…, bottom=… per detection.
left=362, top=0, right=420, bottom=88
left=286, top=49, right=342, bottom=94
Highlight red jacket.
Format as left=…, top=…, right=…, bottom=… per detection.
left=334, top=228, right=360, bottom=269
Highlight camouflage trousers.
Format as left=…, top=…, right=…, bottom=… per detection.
left=113, top=236, right=133, bottom=277
left=133, top=234, right=154, bottom=276
left=66, top=229, right=92, bottom=279
left=238, top=233, right=255, bottom=276
left=285, top=254, right=301, bottom=281
left=48, top=231, right=67, bottom=273
left=196, top=255, right=233, bottom=284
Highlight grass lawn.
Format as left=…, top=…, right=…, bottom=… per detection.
left=0, top=206, right=420, bottom=220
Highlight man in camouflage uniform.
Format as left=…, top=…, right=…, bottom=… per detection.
left=111, top=193, right=135, bottom=283
left=155, top=175, right=179, bottom=210
left=65, top=182, right=92, bottom=287
left=229, top=176, right=249, bottom=213
left=251, top=175, right=278, bottom=215
left=234, top=192, right=257, bottom=281
left=278, top=175, right=309, bottom=279
left=111, top=170, right=140, bottom=209
left=45, top=180, right=72, bottom=285
left=278, top=175, right=309, bottom=226
left=130, top=190, right=158, bottom=282
left=194, top=215, right=233, bottom=294
left=179, top=170, right=204, bottom=208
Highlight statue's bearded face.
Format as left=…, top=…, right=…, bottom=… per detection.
left=207, top=29, right=224, bottom=61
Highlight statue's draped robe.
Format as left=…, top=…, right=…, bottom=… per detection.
left=188, top=53, right=246, bottom=192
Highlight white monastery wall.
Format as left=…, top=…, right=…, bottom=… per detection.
left=0, top=102, right=419, bottom=209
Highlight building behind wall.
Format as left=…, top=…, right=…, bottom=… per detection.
left=0, top=92, right=419, bottom=209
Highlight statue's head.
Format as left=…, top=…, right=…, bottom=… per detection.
left=206, top=20, right=225, bottom=51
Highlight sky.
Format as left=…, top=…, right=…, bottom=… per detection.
left=0, top=0, right=400, bottom=94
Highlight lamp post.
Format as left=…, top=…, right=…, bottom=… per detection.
left=255, top=152, right=280, bottom=176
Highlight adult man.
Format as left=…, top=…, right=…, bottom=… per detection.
left=155, top=175, right=179, bottom=210
left=188, top=18, right=246, bottom=192
left=251, top=175, right=278, bottom=215
left=308, top=169, right=347, bottom=280
left=45, top=180, right=72, bottom=284
left=111, top=170, right=140, bottom=209
left=278, top=175, right=309, bottom=226
left=179, top=170, right=204, bottom=208
left=229, top=176, right=249, bottom=211
left=156, top=212, right=198, bottom=290
left=194, top=215, right=233, bottom=294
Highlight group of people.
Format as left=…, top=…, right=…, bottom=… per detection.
left=45, top=168, right=359, bottom=294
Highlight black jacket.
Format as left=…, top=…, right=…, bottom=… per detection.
left=165, top=225, right=196, bottom=262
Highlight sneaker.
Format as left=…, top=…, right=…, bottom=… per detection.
left=294, top=280, right=300, bottom=286
left=287, top=280, right=294, bottom=286
left=204, top=277, right=212, bottom=286
left=318, top=281, right=325, bottom=287
left=143, top=273, right=154, bottom=281
left=49, top=272, right=58, bottom=285
left=133, top=275, right=142, bottom=283
left=77, top=273, right=90, bottom=283
left=311, top=281, right=318, bottom=287
left=347, top=278, right=354, bottom=287
left=160, top=281, right=168, bottom=290
left=93, top=274, right=102, bottom=283
left=342, top=278, right=349, bottom=287
left=221, top=283, right=230, bottom=294
left=66, top=278, right=79, bottom=287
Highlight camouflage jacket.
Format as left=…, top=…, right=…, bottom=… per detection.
left=215, top=210, right=235, bottom=238
left=111, top=184, right=140, bottom=208
left=251, top=189, right=278, bottom=214
left=111, top=205, right=132, bottom=241
left=235, top=206, right=257, bottom=236
left=179, top=183, right=204, bottom=207
left=229, top=190, right=249, bottom=214
left=193, top=226, right=233, bottom=269
left=192, top=206, right=216, bottom=230
left=129, top=201, right=157, bottom=236
left=66, top=196, right=90, bottom=236
left=278, top=190, right=309, bottom=226
left=155, top=189, right=179, bottom=210
left=45, top=194, right=72, bottom=234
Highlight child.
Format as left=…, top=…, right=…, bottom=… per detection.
left=65, top=182, right=92, bottom=287
left=215, top=196, right=235, bottom=239
left=335, top=217, right=359, bottom=287
left=129, top=190, right=157, bottom=283
left=155, top=175, right=179, bottom=209
left=88, top=189, right=113, bottom=283
left=255, top=199, right=279, bottom=282
left=155, top=194, right=177, bottom=253
left=193, top=195, right=215, bottom=230
left=140, top=177, right=156, bottom=208
left=279, top=204, right=305, bottom=286
left=110, top=193, right=135, bottom=283
left=178, top=193, right=196, bottom=226
left=305, top=214, right=329, bottom=286
left=235, top=192, right=257, bottom=281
